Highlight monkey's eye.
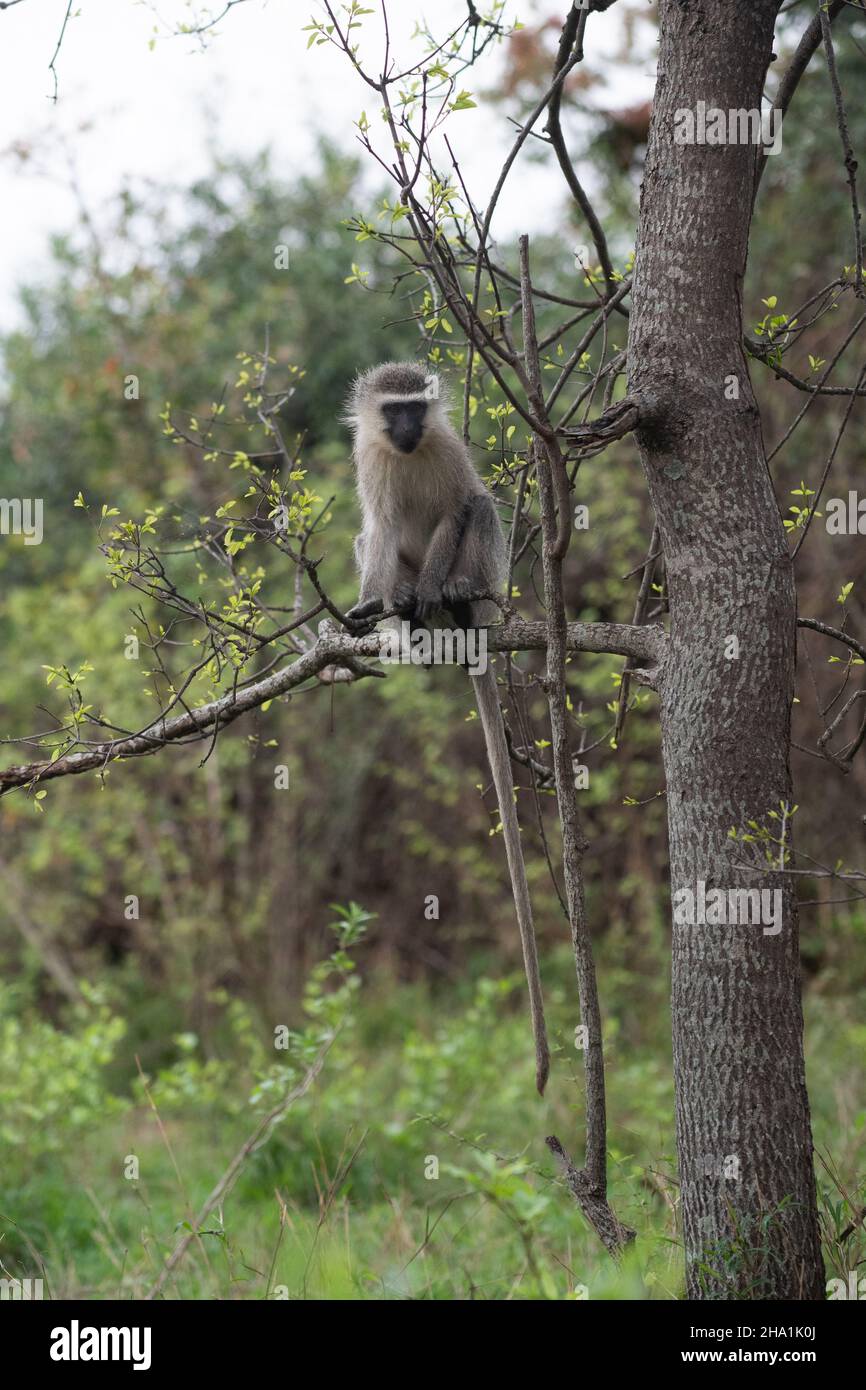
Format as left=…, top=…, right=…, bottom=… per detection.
left=381, top=402, right=422, bottom=424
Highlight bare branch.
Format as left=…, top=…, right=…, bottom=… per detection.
left=820, top=1, right=864, bottom=291
left=520, top=229, right=632, bottom=1253
left=561, top=394, right=641, bottom=451
left=48, top=0, right=74, bottom=103
left=798, top=616, right=866, bottom=664
left=0, top=619, right=666, bottom=796
left=544, top=4, right=618, bottom=297
left=546, top=1135, right=636, bottom=1259
left=754, top=0, right=846, bottom=198
left=615, top=523, right=660, bottom=744
left=747, top=337, right=866, bottom=395
left=791, top=359, right=866, bottom=559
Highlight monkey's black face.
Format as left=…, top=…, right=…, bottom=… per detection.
left=381, top=399, right=427, bottom=454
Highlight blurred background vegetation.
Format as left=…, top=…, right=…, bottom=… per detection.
left=0, top=5, right=864, bottom=1299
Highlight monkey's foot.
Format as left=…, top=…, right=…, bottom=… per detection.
left=414, top=588, right=444, bottom=622
left=345, top=597, right=384, bottom=635
left=346, top=597, right=384, bottom=622
left=392, top=582, right=418, bottom=617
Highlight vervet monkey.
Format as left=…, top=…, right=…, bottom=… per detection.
left=345, top=362, right=550, bottom=1094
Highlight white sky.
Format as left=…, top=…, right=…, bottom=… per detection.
left=0, top=0, right=656, bottom=331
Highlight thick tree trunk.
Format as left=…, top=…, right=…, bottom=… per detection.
left=628, top=0, right=824, bottom=1298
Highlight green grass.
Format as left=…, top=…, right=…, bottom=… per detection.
left=1, top=942, right=864, bottom=1300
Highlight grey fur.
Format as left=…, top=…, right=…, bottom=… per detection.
left=346, top=362, right=550, bottom=1094
left=346, top=361, right=431, bottom=420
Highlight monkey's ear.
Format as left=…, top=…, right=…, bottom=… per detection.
left=342, top=364, right=378, bottom=424
left=341, top=372, right=364, bottom=427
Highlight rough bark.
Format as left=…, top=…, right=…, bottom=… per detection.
left=628, top=0, right=824, bottom=1298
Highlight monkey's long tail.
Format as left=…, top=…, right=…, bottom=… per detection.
left=472, top=665, right=550, bottom=1095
